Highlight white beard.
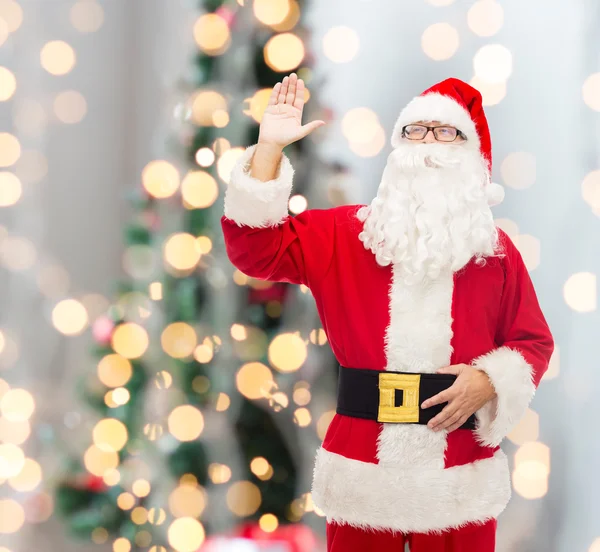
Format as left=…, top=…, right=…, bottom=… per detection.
left=357, top=142, right=498, bottom=285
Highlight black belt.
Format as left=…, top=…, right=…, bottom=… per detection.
left=336, top=366, right=477, bottom=430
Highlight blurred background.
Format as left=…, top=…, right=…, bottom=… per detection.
left=0, top=0, right=598, bottom=551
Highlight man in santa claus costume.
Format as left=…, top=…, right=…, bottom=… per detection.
left=221, top=74, right=554, bottom=552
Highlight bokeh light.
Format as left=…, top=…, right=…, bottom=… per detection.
left=0, top=443, right=25, bottom=478
left=40, top=40, right=76, bottom=75
left=196, top=236, right=212, bottom=254
left=54, top=90, right=87, bottom=123
left=289, top=194, right=307, bottom=214
left=469, top=76, right=506, bottom=106
left=168, top=405, right=204, bottom=441
left=191, top=90, right=227, bottom=126
left=0, top=0, right=23, bottom=32
left=181, top=171, right=219, bottom=209
left=253, top=0, right=290, bottom=25
left=209, top=463, right=232, bottom=484
left=507, top=409, right=539, bottom=445
left=244, top=88, right=272, bottom=123
left=84, top=445, right=119, bottom=476
left=216, top=392, right=230, bottom=411
left=494, top=217, right=519, bottom=240
left=294, top=407, right=311, bottom=427
left=349, top=126, right=386, bottom=157
left=154, top=370, right=173, bottom=389
left=0, top=19, right=7, bottom=47
left=515, top=234, right=540, bottom=271
left=217, top=147, right=244, bottom=183
left=113, top=537, right=131, bottom=552
left=9, top=457, right=42, bottom=491
left=309, top=329, right=327, bottom=345
left=117, top=492, right=135, bottom=510
left=0, top=417, right=31, bottom=445
left=14, top=99, right=47, bottom=138
left=259, top=513, right=278, bottom=533
left=467, top=0, right=504, bottom=37
left=93, top=418, right=128, bottom=452
left=52, top=299, right=89, bottom=336
left=421, top=23, right=460, bottom=61
left=92, top=527, right=109, bottom=544
left=168, top=482, right=207, bottom=518
left=168, top=518, right=205, bottom=552
left=195, top=147, right=215, bottom=167
left=0, top=499, right=25, bottom=533
left=293, top=386, right=311, bottom=406
left=131, top=506, right=148, bottom=525
left=323, top=26, right=360, bottom=63
left=98, top=355, right=132, bottom=387
left=15, top=149, right=48, bottom=184
left=268, top=333, right=307, bottom=373
left=142, top=160, right=180, bottom=199
left=473, top=44, right=512, bottom=84
left=342, top=107, right=380, bottom=144
left=161, top=322, right=197, bottom=358
left=1, top=389, right=35, bottom=422
left=193, top=14, right=231, bottom=56
left=0, top=235, right=36, bottom=271
left=226, top=481, right=261, bottom=516
left=70, top=0, right=104, bottom=32
left=236, top=362, right=274, bottom=400
left=543, top=345, right=560, bottom=381
left=0, top=67, right=16, bottom=101
left=563, top=272, right=597, bottom=313
left=582, top=73, right=600, bottom=112
left=0, top=172, right=22, bottom=206
left=111, top=323, right=150, bottom=359
left=163, top=233, right=202, bottom=271
left=582, top=170, right=600, bottom=215
left=0, top=133, right=21, bottom=167
left=264, top=33, right=305, bottom=72
left=317, top=410, right=335, bottom=440
left=500, top=152, right=536, bottom=189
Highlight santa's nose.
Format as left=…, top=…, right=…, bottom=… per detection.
left=422, top=130, right=436, bottom=143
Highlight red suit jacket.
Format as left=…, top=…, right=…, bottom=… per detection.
left=221, top=145, right=554, bottom=534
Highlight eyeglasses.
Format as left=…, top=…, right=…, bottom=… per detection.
left=401, top=124, right=466, bottom=142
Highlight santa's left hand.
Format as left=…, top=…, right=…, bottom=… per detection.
left=421, top=364, right=497, bottom=433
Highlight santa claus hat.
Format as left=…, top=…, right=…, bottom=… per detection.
left=391, top=78, right=504, bottom=206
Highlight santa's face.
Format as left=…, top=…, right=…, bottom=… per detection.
left=357, top=122, right=498, bottom=285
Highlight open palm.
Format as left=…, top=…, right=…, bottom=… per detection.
left=258, top=73, right=325, bottom=148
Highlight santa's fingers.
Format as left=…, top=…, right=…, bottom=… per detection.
left=285, top=73, right=298, bottom=104
left=268, top=82, right=282, bottom=106
left=427, top=403, right=460, bottom=431
left=421, top=387, right=456, bottom=409
left=445, top=415, right=470, bottom=433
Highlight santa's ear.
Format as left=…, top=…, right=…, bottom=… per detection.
left=486, top=182, right=505, bottom=206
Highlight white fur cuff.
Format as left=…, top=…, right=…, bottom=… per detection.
left=224, top=144, right=294, bottom=227
left=473, top=346, right=536, bottom=447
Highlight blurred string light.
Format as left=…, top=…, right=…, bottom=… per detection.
left=168, top=405, right=204, bottom=441
left=40, top=40, right=76, bottom=76
left=163, top=232, right=202, bottom=271
left=93, top=418, right=128, bottom=452
left=512, top=441, right=550, bottom=499
left=111, top=323, right=149, bottom=359
left=0, top=172, right=22, bottom=207
left=168, top=481, right=206, bottom=517
left=514, top=234, right=540, bottom=272
left=501, top=152, right=536, bottom=190
left=0, top=66, right=16, bottom=101
left=316, top=410, right=335, bottom=440
left=583, top=73, right=600, bottom=111
left=0, top=0, right=23, bottom=32
left=191, top=90, right=227, bottom=126
left=508, top=409, right=539, bottom=445
left=342, top=107, right=386, bottom=157
left=467, top=0, right=504, bottom=37
left=236, top=362, right=274, bottom=400
left=0, top=235, right=36, bottom=271
left=268, top=333, right=307, bottom=373
left=54, top=90, right=87, bottom=124
left=473, top=44, right=512, bottom=84
left=259, top=513, right=278, bottom=533
left=264, top=33, right=304, bottom=72
left=0, top=133, right=21, bottom=167
left=161, top=322, right=197, bottom=358
left=0, top=499, right=25, bottom=533
left=253, top=0, right=290, bottom=26
left=209, top=463, right=232, bottom=484
left=563, top=272, right=597, bottom=313
left=421, top=23, right=459, bottom=61
left=167, top=517, right=205, bottom=552
left=70, top=0, right=104, bottom=33
left=0, top=17, right=8, bottom=46
left=142, top=160, right=180, bottom=198
left=181, top=171, right=219, bottom=209
left=582, top=170, right=600, bottom=216
left=322, top=26, right=360, bottom=63
left=226, top=481, right=261, bottom=516
left=195, top=147, right=215, bottom=167
left=288, top=194, right=307, bottom=214
left=193, top=13, right=231, bottom=56
left=52, top=298, right=89, bottom=336
left=0, top=389, right=35, bottom=422
left=468, top=76, right=506, bottom=107
left=216, top=147, right=244, bottom=183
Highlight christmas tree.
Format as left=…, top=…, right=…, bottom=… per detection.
left=56, top=1, right=342, bottom=550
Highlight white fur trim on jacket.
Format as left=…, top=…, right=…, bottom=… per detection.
left=311, top=447, right=511, bottom=534
left=391, top=93, right=480, bottom=151
left=473, top=346, right=536, bottom=448
left=224, top=144, right=293, bottom=228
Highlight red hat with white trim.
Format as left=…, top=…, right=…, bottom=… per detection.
left=391, top=78, right=504, bottom=206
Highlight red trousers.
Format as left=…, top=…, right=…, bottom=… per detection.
left=326, top=520, right=496, bottom=552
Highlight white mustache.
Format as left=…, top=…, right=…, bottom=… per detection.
left=389, top=143, right=463, bottom=171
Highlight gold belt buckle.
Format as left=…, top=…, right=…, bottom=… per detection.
left=377, top=373, right=421, bottom=423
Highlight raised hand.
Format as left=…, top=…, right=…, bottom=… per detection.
left=258, top=73, right=326, bottom=149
